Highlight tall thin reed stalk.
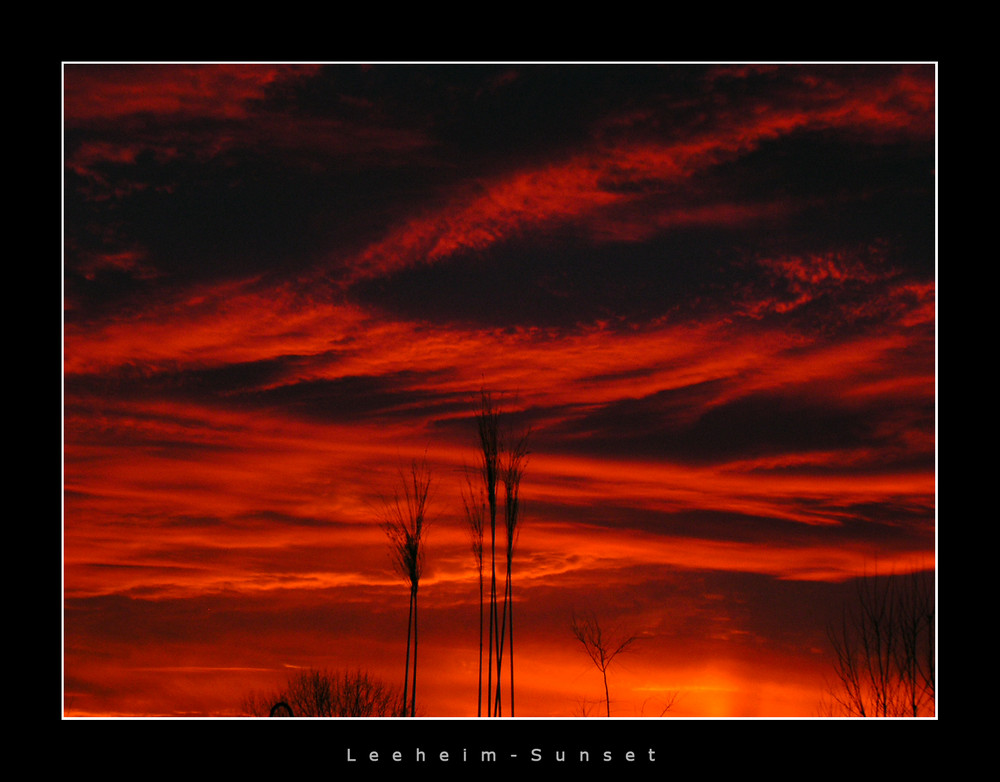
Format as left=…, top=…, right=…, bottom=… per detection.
left=382, top=458, right=432, bottom=717
left=462, top=472, right=486, bottom=717
left=476, top=391, right=501, bottom=716
left=495, top=426, right=528, bottom=717
left=474, top=389, right=529, bottom=717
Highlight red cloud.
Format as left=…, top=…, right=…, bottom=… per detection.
left=64, top=64, right=319, bottom=122
left=337, top=67, right=934, bottom=282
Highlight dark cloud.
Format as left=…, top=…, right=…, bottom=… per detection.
left=266, top=65, right=711, bottom=167
left=542, top=387, right=933, bottom=469
left=65, top=64, right=934, bottom=331
left=242, top=371, right=467, bottom=424
left=67, top=359, right=469, bottom=428
left=350, top=227, right=744, bottom=329
left=523, top=500, right=931, bottom=553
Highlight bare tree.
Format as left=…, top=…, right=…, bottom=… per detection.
left=570, top=611, right=637, bottom=717
left=242, top=669, right=404, bottom=717
left=826, top=568, right=935, bottom=717
left=382, top=458, right=432, bottom=717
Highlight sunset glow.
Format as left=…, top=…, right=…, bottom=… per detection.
left=63, top=63, right=936, bottom=719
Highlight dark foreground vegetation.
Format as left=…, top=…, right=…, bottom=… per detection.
left=243, top=669, right=405, bottom=717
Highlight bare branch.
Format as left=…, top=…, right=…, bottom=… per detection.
left=826, top=567, right=934, bottom=717
left=570, top=610, right=638, bottom=717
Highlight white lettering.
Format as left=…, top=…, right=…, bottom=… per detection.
left=345, top=745, right=655, bottom=764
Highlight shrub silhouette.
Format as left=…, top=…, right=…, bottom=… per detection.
left=243, top=668, right=404, bottom=717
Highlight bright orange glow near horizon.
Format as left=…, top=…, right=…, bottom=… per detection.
left=63, top=63, right=936, bottom=720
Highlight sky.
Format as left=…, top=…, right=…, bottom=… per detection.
left=62, top=63, right=936, bottom=718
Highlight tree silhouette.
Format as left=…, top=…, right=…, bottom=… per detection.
left=571, top=611, right=637, bottom=717
left=826, top=567, right=935, bottom=717
left=243, top=669, right=404, bottom=717
left=382, top=458, right=432, bottom=717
